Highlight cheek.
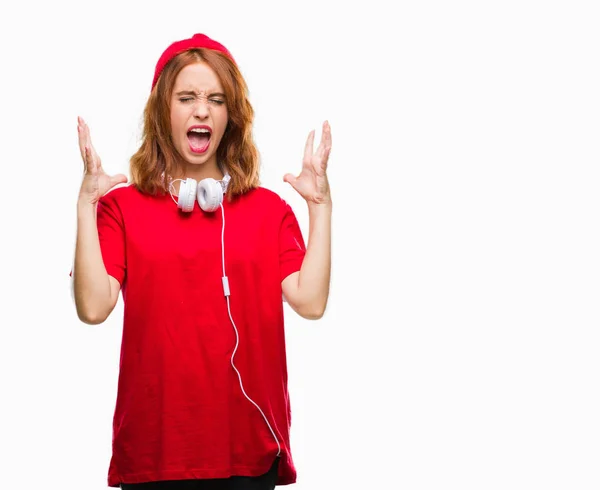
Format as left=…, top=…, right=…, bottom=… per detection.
left=170, top=107, right=186, bottom=133
left=217, top=108, right=229, bottom=133
left=169, top=112, right=177, bottom=136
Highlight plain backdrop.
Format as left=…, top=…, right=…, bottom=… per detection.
left=1, top=1, right=600, bottom=489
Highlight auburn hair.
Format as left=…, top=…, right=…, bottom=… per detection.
left=130, top=49, right=260, bottom=199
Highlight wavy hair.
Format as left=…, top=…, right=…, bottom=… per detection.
left=130, top=49, right=260, bottom=199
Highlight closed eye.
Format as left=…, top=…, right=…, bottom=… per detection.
left=179, top=97, right=225, bottom=105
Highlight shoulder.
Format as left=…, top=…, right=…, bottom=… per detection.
left=99, top=183, right=151, bottom=208
left=239, top=186, right=295, bottom=214
left=97, top=184, right=158, bottom=224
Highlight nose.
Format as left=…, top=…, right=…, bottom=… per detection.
left=193, top=98, right=210, bottom=120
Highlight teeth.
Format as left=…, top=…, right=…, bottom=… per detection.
left=189, top=128, right=211, bottom=134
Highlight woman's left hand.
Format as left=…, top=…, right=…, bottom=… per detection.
left=284, top=121, right=332, bottom=205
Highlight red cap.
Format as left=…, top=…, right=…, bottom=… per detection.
left=151, top=33, right=236, bottom=89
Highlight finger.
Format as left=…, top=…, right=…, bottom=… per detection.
left=314, top=130, right=328, bottom=159
left=77, top=122, right=86, bottom=161
left=303, top=130, right=315, bottom=165
left=85, top=124, right=101, bottom=163
left=81, top=119, right=91, bottom=149
left=312, top=122, right=331, bottom=160
left=80, top=117, right=90, bottom=144
left=84, top=122, right=92, bottom=150
left=83, top=123, right=100, bottom=166
left=323, top=120, right=332, bottom=150
left=84, top=146, right=96, bottom=175
left=319, top=149, right=331, bottom=174
left=84, top=129, right=96, bottom=167
left=322, top=121, right=332, bottom=155
left=77, top=116, right=87, bottom=155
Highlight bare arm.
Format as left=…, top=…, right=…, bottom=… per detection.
left=282, top=121, right=333, bottom=320
left=282, top=202, right=331, bottom=319
left=72, top=201, right=121, bottom=325
left=72, top=117, right=127, bottom=325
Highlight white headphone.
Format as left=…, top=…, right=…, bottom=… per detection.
left=169, top=173, right=231, bottom=212
left=167, top=169, right=282, bottom=457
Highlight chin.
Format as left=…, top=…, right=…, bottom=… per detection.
left=185, top=149, right=215, bottom=165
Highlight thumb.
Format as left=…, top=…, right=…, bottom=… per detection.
left=109, top=174, right=128, bottom=187
left=283, top=173, right=297, bottom=185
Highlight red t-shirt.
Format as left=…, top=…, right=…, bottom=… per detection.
left=91, top=184, right=306, bottom=487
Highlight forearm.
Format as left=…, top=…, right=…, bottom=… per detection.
left=73, top=201, right=114, bottom=324
left=296, top=201, right=332, bottom=318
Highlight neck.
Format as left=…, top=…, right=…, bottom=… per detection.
left=170, top=157, right=225, bottom=193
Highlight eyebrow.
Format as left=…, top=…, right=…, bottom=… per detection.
left=175, top=90, right=226, bottom=97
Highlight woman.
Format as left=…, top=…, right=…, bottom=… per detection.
left=72, top=33, right=332, bottom=489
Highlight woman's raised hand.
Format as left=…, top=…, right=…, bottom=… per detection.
left=77, top=116, right=128, bottom=205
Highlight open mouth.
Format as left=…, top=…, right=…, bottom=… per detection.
left=187, top=127, right=211, bottom=154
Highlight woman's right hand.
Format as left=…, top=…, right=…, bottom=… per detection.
left=77, top=116, right=128, bottom=206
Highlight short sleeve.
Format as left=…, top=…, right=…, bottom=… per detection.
left=279, top=202, right=306, bottom=282
left=96, top=192, right=127, bottom=285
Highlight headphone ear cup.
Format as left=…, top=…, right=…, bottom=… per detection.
left=197, top=178, right=224, bottom=212
left=178, top=178, right=197, bottom=212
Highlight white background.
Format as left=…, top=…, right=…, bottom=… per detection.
left=1, top=1, right=599, bottom=489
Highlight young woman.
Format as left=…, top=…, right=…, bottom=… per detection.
left=72, top=33, right=332, bottom=489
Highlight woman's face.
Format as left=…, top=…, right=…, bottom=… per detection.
left=170, top=61, right=229, bottom=170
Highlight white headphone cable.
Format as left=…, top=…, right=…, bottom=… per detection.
left=219, top=203, right=282, bottom=457
left=168, top=179, right=182, bottom=205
